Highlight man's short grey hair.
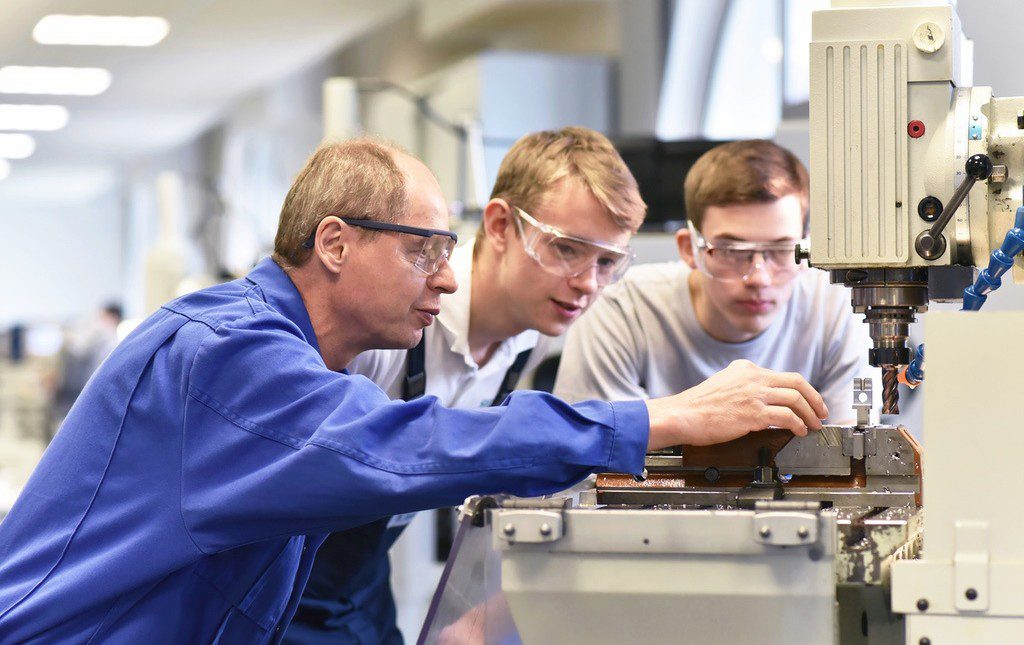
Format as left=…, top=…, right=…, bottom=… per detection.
left=272, top=137, right=409, bottom=269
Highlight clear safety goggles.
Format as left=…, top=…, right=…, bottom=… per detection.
left=303, top=216, right=458, bottom=276
left=688, top=221, right=803, bottom=282
left=513, top=207, right=633, bottom=286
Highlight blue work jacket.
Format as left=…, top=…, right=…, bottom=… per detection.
left=0, top=258, right=648, bottom=644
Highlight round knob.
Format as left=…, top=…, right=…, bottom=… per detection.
left=915, top=229, right=946, bottom=261
left=965, top=153, right=994, bottom=180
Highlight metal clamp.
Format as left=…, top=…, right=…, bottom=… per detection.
left=496, top=510, right=564, bottom=544
left=753, top=501, right=821, bottom=546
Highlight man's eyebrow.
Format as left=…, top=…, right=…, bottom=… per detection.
left=712, top=234, right=798, bottom=243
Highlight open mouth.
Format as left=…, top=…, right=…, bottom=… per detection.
left=552, top=299, right=583, bottom=317
left=416, top=308, right=440, bottom=326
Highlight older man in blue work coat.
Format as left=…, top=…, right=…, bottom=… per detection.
left=0, top=138, right=828, bottom=644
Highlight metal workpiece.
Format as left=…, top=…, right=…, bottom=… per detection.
left=853, top=378, right=873, bottom=426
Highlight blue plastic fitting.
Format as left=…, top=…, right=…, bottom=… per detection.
left=907, top=344, right=925, bottom=383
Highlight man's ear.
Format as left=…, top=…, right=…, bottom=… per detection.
left=480, top=199, right=515, bottom=254
left=314, top=216, right=357, bottom=275
left=675, top=226, right=698, bottom=270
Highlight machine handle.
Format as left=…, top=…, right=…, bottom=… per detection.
left=915, top=154, right=993, bottom=260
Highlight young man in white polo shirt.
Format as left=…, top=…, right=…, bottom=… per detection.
left=554, top=139, right=871, bottom=423
left=286, top=126, right=648, bottom=643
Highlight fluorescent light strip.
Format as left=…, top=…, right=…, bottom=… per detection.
left=34, top=15, right=169, bottom=47
left=0, top=105, right=69, bottom=131
left=0, top=134, right=36, bottom=159
left=0, top=66, right=111, bottom=96
left=0, top=158, right=9, bottom=181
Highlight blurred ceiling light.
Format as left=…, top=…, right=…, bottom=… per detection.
left=0, top=158, right=9, bottom=181
left=0, top=133, right=36, bottom=159
left=34, top=15, right=170, bottom=47
left=0, top=104, right=69, bottom=131
left=0, top=66, right=112, bottom=96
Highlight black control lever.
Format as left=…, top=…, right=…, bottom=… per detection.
left=915, top=153, right=993, bottom=260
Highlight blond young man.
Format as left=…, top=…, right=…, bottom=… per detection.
left=287, top=127, right=648, bottom=643
left=555, top=139, right=870, bottom=423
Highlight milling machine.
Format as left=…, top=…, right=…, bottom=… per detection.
left=420, top=1, right=1024, bottom=642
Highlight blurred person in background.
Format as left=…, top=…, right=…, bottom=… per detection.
left=49, top=302, right=123, bottom=439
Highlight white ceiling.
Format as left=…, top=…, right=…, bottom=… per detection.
left=0, top=0, right=409, bottom=206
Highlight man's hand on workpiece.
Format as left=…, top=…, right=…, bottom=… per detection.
left=644, top=359, right=828, bottom=450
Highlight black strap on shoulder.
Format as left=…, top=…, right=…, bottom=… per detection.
left=403, top=339, right=534, bottom=406
left=490, top=348, right=533, bottom=406
left=402, top=336, right=427, bottom=401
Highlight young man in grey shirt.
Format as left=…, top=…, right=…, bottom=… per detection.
left=555, top=139, right=871, bottom=424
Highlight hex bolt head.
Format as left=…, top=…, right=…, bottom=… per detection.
left=759, top=525, right=771, bottom=538
left=539, top=523, right=552, bottom=537
left=503, top=523, right=515, bottom=537
left=916, top=598, right=929, bottom=612
left=965, top=588, right=978, bottom=601
left=797, top=526, right=810, bottom=539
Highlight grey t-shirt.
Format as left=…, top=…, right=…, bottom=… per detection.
left=553, top=262, right=873, bottom=424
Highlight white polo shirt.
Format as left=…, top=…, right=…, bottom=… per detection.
left=553, top=261, right=874, bottom=424
left=346, top=240, right=553, bottom=407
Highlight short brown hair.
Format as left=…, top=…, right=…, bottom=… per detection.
left=684, top=139, right=809, bottom=232
left=481, top=126, right=646, bottom=243
left=273, top=137, right=409, bottom=269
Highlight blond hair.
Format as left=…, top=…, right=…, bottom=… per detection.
left=684, top=139, right=809, bottom=232
left=480, top=126, right=646, bottom=244
left=273, top=137, right=409, bottom=269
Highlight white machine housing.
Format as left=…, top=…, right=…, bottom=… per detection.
left=811, top=1, right=1024, bottom=642
left=809, top=0, right=1024, bottom=275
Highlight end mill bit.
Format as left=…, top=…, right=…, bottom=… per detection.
left=881, top=367, right=899, bottom=415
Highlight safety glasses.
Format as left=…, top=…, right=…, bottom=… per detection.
left=512, top=207, right=633, bottom=286
left=688, top=221, right=803, bottom=282
left=303, top=217, right=458, bottom=276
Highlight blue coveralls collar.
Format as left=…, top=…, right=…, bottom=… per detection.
left=246, top=257, right=322, bottom=356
